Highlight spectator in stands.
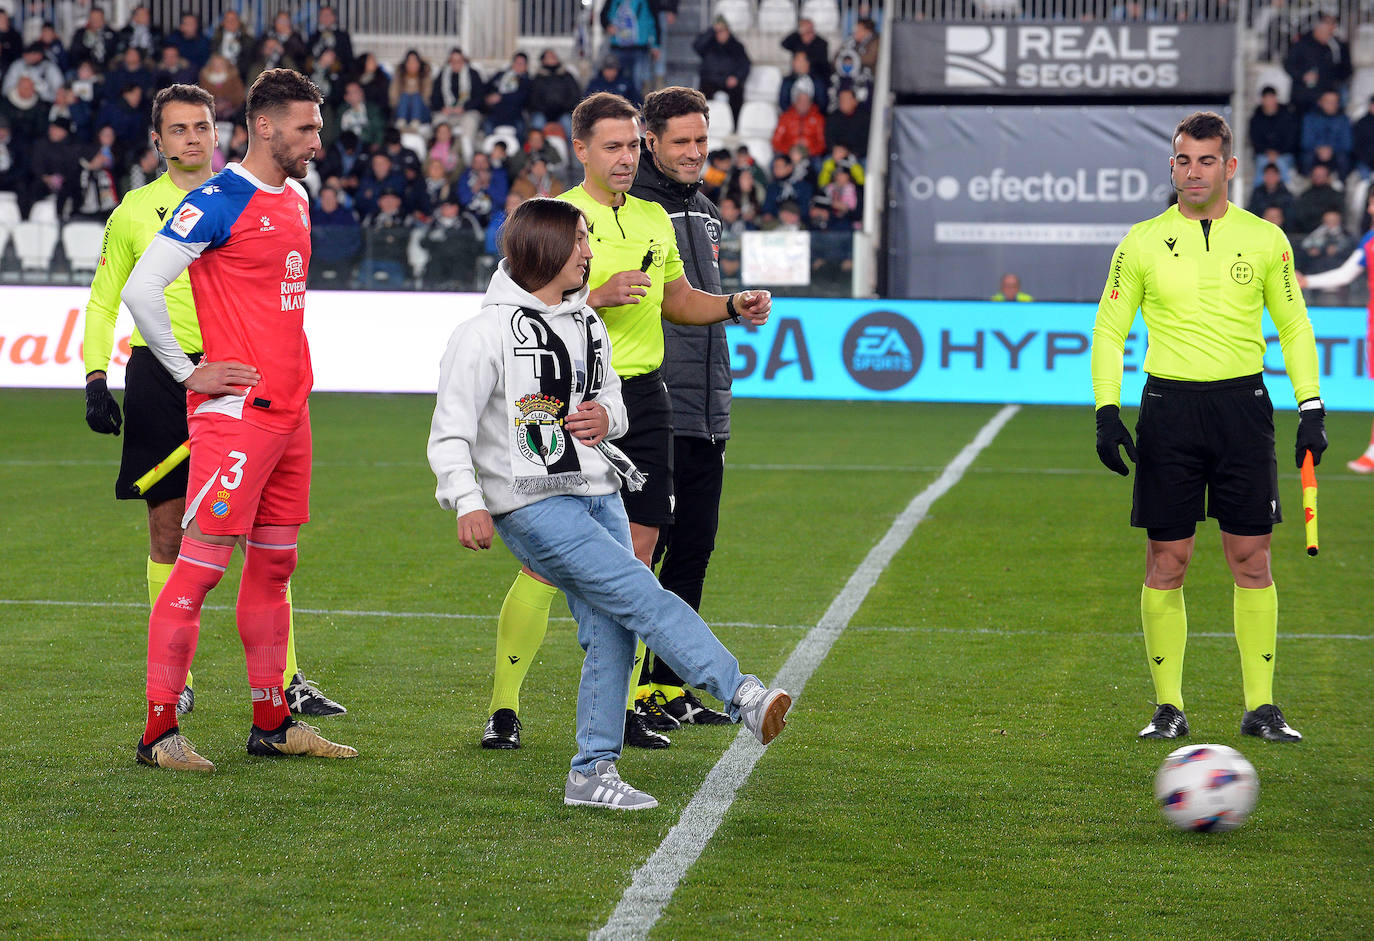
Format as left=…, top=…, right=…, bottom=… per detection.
left=600, top=0, right=658, bottom=98
left=29, top=115, right=81, bottom=216
left=1360, top=189, right=1374, bottom=235
left=106, top=45, right=155, bottom=101
left=782, top=17, right=831, bottom=86
left=991, top=273, right=1033, bottom=302
left=422, top=195, right=484, bottom=289
left=338, top=80, right=385, bottom=149
left=70, top=60, right=102, bottom=115
left=0, top=13, right=22, bottom=73
left=354, top=52, right=392, bottom=118
left=819, top=143, right=863, bottom=188
left=173, top=12, right=210, bottom=73
left=311, top=47, right=346, bottom=139
left=224, top=123, right=248, bottom=161
left=210, top=9, right=251, bottom=78
left=266, top=10, right=308, bottom=67
left=311, top=183, right=361, bottom=286
left=0, top=116, right=30, bottom=211
left=1299, top=209, right=1352, bottom=277
left=3, top=75, right=49, bottom=144
left=123, top=143, right=159, bottom=191
left=430, top=47, right=485, bottom=159
left=694, top=16, right=750, bottom=124
left=528, top=48, right=580, bottom=142
left=153, top=42, right=197, bottom=91
left=50, top=85, right=93, bottom=141
left=824, top=164, right=859, bottom=219
left=779, top=49, right=827, bottom=116
left=763, top=153, right=812, bottom=223
left=772, top=89, right=825, bottom=162
left=70, top=7, right=117, bottom=74
left=728, top=157, right=764, bottom=225
left=391, top=49, right=433, bottom=132
left=420, top=156, right=455, bottom=213
left=1284, top=13, right=1350, bottom=114
left=247, top=36, right=299, bottom=88
left=428, top=120, right=460, bottom=174
left=483, top=51, right=531, bottom=137
left=1299, top=89, right=1353, bottom=177
left=382, top=125, right=422, bottom=178
left=1290, top=162, right=1344, bottom=236
left=356, top=151, right=406, bottom=219
left=700, top=147, right=730, bottom=204
left=508, top=125, right=563, bottom=181
left=832, top=17, right=878, bottom=106
left=75, top=127, right=119, bottom=217
left=521, top=154, right=563, bottom=198
left=319, top=129, right=365, bottom=198
left=775, top=199, right=804, bottom=231
left=1352, top=95, right=1374, bottom=181
left=5, top=42, right=64, bottom=102
left=826, top=85, right=870, bottom=160
left=1246, top=163, right=1295, bottom=228
left=38, top=23, right=69, bottom=76
left=118, top=5, right=160, bottom=61
left=484, top=189, right=522, bottom=255
left=583, top=54, right=640, bottom=108
left=200, top=53, right=245, bottom=125
left=360, top=187, right=413, bottom=286
left=457, top=149, right=508, bottom=226
left=1249, top=85, right=1299, bottom=182
left=97, top=83, right=149, bottom=149
left=309, top=5, right=354, bottom=74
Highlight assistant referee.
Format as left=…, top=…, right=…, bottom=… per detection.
left=1091, top=111, right=1326, bottom=744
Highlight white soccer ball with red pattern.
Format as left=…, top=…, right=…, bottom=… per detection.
left=1154, top=743, right=1258, bottom=832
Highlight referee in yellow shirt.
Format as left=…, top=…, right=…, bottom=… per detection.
left=82, top=84, right=344, bottom=718
left=1091, top=111, right=1326, bottom=744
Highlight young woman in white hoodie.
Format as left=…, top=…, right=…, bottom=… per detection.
left=428, top=198, right=792, bottom=809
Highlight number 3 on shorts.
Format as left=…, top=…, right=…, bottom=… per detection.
left=220, top=450, right=248, bottom=490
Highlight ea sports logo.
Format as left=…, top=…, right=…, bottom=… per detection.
left=946, top=26, right=1007, bottom=87
left=842, top=312, right=923, bottom=391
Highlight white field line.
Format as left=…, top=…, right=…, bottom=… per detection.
left=588, top=404, right=1022, bottom=941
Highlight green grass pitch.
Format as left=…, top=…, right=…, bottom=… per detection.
left=1, top=389, right=1371, bottom=939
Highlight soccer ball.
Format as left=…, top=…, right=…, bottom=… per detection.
left=1154, top=743, right=1258, bottom=832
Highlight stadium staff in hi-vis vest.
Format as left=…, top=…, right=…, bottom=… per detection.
left=476, top=91, right=770, bottom=753
left=121, top=70, right=355, bottom=772
left=83, top=84, right=347, bottom=724
left=1091, top=111, right=1325, bottom=746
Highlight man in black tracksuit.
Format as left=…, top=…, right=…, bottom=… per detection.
left=629, top=86, right=738, bottom=727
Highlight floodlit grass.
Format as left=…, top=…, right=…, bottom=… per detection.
left=1, top=390, right=1370, bottom=939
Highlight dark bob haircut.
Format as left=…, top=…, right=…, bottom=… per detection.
left=500, top=197, right=587, bottom=295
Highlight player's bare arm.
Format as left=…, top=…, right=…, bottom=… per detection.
left=661, top=277, right=771, bottom=326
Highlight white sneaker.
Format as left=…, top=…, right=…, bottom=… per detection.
left=564, top=760, right=659, bottom=810
left=734, top=677, right=792, bottom=745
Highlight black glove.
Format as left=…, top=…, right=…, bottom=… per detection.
left=1295, top=398, right=1327, bottom=467
left=85, top=376, right=122, bottom=435
left=1095, top=404, right=1137, bottom=476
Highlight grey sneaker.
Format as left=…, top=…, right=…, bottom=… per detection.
left=564, top=760, right=659, bottom=810
left=734, top=678, right=792, bottom=745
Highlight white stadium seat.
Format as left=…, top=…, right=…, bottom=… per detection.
left=713, top=0, right=753, bottom=33
left=800, top=0, right=839, bottom=34
left=1348, top=68, right=1374, bottom=121
left=12, top=219, right=59, bottom=273
left=736, top=101, right=780, bottom=140
left=708, top=96, right=735, bottom=137
left=740, top=137, right=773, bottom=169
left=757, top=0, right=797, bottom=33
left=61, top=221, right=105, bottom=274
left=745, top=64, right=783, bottom=105
left=1249, top=63, right=1290, bottom=101
left=29, top=197, right=57, bottom=224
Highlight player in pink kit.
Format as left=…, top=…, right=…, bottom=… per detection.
left=1299, top=230, right=1374, bottom=473
left=122, top=69, right=355, bottom=771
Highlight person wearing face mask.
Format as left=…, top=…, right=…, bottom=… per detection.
left=527, top=47, right=581, bottom=143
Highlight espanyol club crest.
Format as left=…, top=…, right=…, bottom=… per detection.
left=298, top=201, right=309, bottom=230
left=514, top=393, right=567, bottom=466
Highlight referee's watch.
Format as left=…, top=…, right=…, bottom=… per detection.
left=1295, top=397, right=1327, bottom=467
left=1298, top=397, right=1324, bottom=411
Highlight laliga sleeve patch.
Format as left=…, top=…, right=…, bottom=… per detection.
left=170, top=204, right=204, bottom=238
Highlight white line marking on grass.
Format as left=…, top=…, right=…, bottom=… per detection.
left=5, top=599, right=1370, bottom=642
left=590, top=404, right=1022, bottom=941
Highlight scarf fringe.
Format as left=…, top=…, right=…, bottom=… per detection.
left=512, top=472, right=588, bottom=495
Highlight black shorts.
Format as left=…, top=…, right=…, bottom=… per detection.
left=1132, top=373, right=1279, bottom=540
left=115, top=346, right=199, bottom=503
left=614, top=368, right=674, bottom=527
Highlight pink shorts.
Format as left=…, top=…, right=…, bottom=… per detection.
left=183, top=413, right=311, bottom=535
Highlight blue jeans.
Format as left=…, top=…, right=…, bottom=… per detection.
left=494, top=493, right=750, bottom=775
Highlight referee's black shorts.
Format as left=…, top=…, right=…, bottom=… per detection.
left=114, top=345, right=199, bottom=503
left=1132, top=373, right=1279, bottom=541
left=614, top=368, right=674, bottom=527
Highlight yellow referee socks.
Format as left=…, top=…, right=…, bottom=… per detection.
left=489, top=571, right=557, bottom=715
left=282, top=581, right=299, bottom=687
left=1233, top=583, right=1278, bottom=711
left=1141, top=585, right=1187, bottom=710
left=627, top=639, right=646, bottom=709
left=148, top=557, right=190, bottom=691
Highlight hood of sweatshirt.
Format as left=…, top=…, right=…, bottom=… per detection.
left=481, top=258, right=591, bottom=318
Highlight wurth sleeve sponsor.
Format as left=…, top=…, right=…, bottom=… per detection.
left=1090, top=228, right=1144, bottom=409
left=1264, top=226, right=1321, bottom=404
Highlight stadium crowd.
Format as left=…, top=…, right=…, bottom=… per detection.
left=0, top=2, right=874, bottom=292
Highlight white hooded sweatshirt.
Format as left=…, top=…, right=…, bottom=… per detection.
left=428, top=261, right=628, bottom=518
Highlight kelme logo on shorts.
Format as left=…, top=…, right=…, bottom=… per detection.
left=842, top=312, right=923, bottom=391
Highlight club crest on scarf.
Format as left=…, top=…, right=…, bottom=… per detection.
left=514, top=392, right=567, bottom=466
